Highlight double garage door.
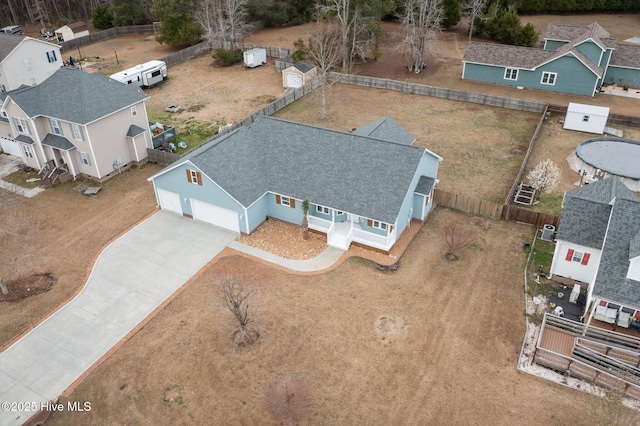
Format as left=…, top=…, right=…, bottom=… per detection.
left=157, top=189, right=240, bottom=232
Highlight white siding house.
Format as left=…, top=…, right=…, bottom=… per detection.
left=0, top=34, right=62, bottom=92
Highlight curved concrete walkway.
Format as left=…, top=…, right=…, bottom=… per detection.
left=0, top=212, right=346, bottom=425
left=0, top=211, right=238, bottom=425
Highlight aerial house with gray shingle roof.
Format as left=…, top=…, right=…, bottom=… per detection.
left=0, top=67, right=152, bottom=182
left=0, top=33, right=62, bottom=93
left=462, top=22, right=640, bottom=97
left=148, top=115, right=442, bottom=252
left=549, top=177, right=640, bottom=328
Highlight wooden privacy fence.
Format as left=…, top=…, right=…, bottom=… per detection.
left=331, top=73, right=548, bottom=113
left=60, top=25, right=155, bottom=52
left=434, top=189, right=560, bottom=228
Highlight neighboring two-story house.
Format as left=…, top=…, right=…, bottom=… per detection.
left=148, top=115, right=441, bottom=253
left=462, top=22, right=640, bottom=97
left=549, top=177, right=640, bottom=327
left=0, top=67, right=153, bottom=182
left=0, top=33, right=62, bottom=93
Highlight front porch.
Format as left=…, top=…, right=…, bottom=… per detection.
left=308, top=215, right=396, bottom=252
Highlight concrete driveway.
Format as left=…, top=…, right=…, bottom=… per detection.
left=0, top=211, right=237, bottom=425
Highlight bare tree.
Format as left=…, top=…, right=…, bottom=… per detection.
left=194, top=0, right=248, bottom=50
left=526, top=159, right=562, bottom=195
left=305, top=22, right=343, bottom=119
left=217, top=274, right=259, bottom=348
left=264, top=376, right=315, bottom=426
left=399, top=0, right=444, bottom=73
left=461, top=0, right=487, bottom=41
left=442, top=220, right=474, bottom=261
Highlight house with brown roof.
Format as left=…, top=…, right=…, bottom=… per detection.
left=462, top=22, right=640, bottom=97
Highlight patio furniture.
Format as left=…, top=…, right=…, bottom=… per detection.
left=594, top=304, right=608, bottom=322
left=604, top=307, right=618, bottom=324
left=617, top=311, right=632, bottom=328
left=569, top=284, right=581, bottom=304
left=552, top=306, right=564, bottom=317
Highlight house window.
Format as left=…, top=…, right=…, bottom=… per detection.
left=504, top=68, right=518, bottom=80
left=583, top=115, right=590, bottom=122
left=50, top=119, right=63, bottom=135
left=23, top=145, right=34, bottom=159
left=275, top=194, right=295, bottom=208
left=30, top=78, right=37, bottom=86
left=24, top=58, right=32, bottom=71
left=46, top=50, right=57, bottom=63
left=316, top=205, right=330, bottom=214
left=541, top=72, right=557, bottom=85
left=372, top=220, right=387, bottom=231
left=71, top=124, right=84, bottom=141
left=13, top=117, right=31, bottom=134
left=185, top=168, right=202, bottom=185
left=131, top=106, right=137, bottom=116
left=336, top=211, right=344, bottom=216
left=565, top=249, right=590, bottom=265
left=0, top=84, right=5, bottom=93
left=79, top=151, right=91, bottom=166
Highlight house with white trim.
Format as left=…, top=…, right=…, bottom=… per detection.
left=0, top=33, right=62, bottom=93
left=462, top=22, right=640, bottom=97
left=148, top=115, right=441, bottom=252
left=549, top=177, right=640, bottom=327
left=0, top=67, right=153, bottom=183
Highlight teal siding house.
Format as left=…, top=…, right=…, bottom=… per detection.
left=462, top=23, right=640, bottom=97
left=148, top=116, right=442, bottom=252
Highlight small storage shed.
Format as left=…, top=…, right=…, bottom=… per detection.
left=563, top=103, right=609, bottom=134
left=282, top=62, right=317, bottom=88
left=55, top=22, right=89, bottom=42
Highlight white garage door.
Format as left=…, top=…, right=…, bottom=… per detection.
left=0, top=136, right=22, bottom=157
left=191, top=199, right=240, bottom=232
left=158, top=188, right=182, bottom=214
left=286, top=73, right=302, bottom=89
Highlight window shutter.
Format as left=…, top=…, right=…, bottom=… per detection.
left=46, top=51, right=51, bottom=62
left=276, top=194, right=281, bottom=205
left=185, top=168, right=191, bottom=182
left=196, top=171, right=202, bottom=185
left=581, top=253, right=590, bottom=265
left=367, top=219, right=373, bottom=227
left=389, top=225, right=393, bottom=233
left=52, top=50, right=57, bottom=61
left=565, top=249, right=574, bottom=261
left=290, top=198, right=295, bottom=208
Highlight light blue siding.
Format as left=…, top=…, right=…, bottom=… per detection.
left=544, top=40, right=567, bottom=51
left=153, top=162, right=248, bottom=231
left=575, top=40, right=603, bottom=66
left=246, top=194, right=269, bottom=232
left=360, top=218, right=388, bottom=236
left=604, top=66, right=640, bottom=88
left=267, top=193, right=303, bottom=224
left=463, top=56, right=598, bottom=96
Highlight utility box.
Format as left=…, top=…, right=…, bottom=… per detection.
left=541, top=224, right=555, bottom=241
left=243, top=48, right=266, bottom=68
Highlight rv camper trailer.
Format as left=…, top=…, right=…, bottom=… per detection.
left=109, top=60, right=167, bottom=87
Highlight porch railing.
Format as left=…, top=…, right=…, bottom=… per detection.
left=352, top=227, right=395, bottom=251
left=308, top=215, right=332, bottom=232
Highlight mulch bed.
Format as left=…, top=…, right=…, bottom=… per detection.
left=0, top=273, right=56, bottom=302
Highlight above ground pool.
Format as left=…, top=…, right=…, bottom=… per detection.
left=576, top=137, right=640, bottom=180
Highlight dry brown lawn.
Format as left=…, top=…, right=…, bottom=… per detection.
left=48, top=209, right=600, bottom=425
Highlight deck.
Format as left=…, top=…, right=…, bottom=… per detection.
left=535, top=314, right=640, bottom=400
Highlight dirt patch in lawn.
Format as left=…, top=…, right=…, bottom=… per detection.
left=237, top=218, right=327, bottom=260
left=48, top=209, right=607, bottom=425
left=0, top=163, right=163, bottom=347
left=0, top=273, right=56, bottom=302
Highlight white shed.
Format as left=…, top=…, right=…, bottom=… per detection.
left=55, top=22, right=89, bottom=42
left=282, top=62, right=317, bottom=88
left=563, top=102, right=609, bottom=134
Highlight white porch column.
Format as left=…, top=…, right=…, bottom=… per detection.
left=65, top=150, right=77, bottom=178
